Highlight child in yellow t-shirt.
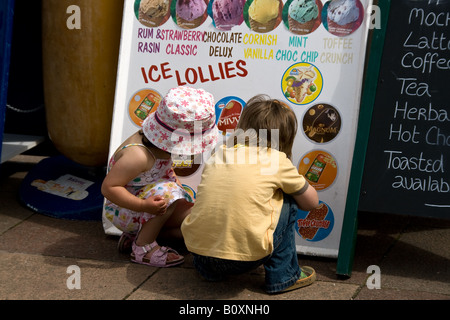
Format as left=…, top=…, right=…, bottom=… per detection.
left=181, top=94, right=319, bottom=293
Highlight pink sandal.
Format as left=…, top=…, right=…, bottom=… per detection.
left=131, top=241, right=184, bottom=267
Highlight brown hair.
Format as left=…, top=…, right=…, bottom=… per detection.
left=138, top=130, right=157, bottom=150
left=236, top=94, right=298, bottom=159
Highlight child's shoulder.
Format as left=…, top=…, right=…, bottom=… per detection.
left=116, top=144, right=152, bottom=161
left=114, top=133, right=155, bottom=164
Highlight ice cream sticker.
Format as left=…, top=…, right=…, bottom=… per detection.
left=171, top=0, right=209, bottom=29
left=244, top=0, right=283, bottom=33
left=296, top=201, right=334, bottom=242
left=135, top=0, right=172, bottom=28
left=283, top=0, right=323, bottom=36
left=298, top=150, right=337, bottom=191
left=208, top=0, right=245, bottom=31
left=215, top=96, right=246, bottom=136
left=322, top=0, right=364, bottom=37
left=303, top=103, right=341, bottom=143
left=282, top=62, right=323, bottom=105
left=128, top=88, right=162, bottom=127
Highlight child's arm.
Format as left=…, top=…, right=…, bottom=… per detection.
left=101, top=148, right=167, bottom=215
left=292, top=184, right=319, bottom=212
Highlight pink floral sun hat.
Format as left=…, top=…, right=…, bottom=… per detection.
left=142, top=86, right=218, bottom=155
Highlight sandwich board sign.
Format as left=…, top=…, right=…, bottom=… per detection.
left=104, top=0, right=374, bottom=263
left=359, top=0, right=450, bottom=219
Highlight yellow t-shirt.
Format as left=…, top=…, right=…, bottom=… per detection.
left=181, top=145, right=308, bottom=261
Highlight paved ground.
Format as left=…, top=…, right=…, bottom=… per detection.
left=0, top=151, right=449, bottom=303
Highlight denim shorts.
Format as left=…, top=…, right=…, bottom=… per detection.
left=191, top=194, right=302, bottom=293
left=192, top=254, right=268, bottom=282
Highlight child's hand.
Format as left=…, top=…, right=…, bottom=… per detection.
left=143, top=195, right=168, bottom=215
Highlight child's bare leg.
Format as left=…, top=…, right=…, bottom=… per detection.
left=136, top=204, right=175, bottom=245
left=160, top=200, right=192, bottom=239
left=135, top=204, right=180, bottom=262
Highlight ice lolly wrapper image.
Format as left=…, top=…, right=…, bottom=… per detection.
left=176, top=0, right=208, bottom=29
left=139, top=0, right=170, bottom=27
left=217, top=100, right=243, bottom=134
left=292, top=66, right=316, bottom=103
left=298, top=203, right=329, bottom=240
left=327, top=0, right=359, bottom=36
left=248, top=0, right=280, bottom=33
left=305, top=153, right=327, bottom=183
left=134, top=92, right=161, bottom=121
left=288, top=0, right=318, bottom=35
left=212, top=0, right=245, bottom=30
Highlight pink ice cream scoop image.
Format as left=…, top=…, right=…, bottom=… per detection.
left=212, top=0, right=245, bottom=30
left=176, top=0, right=207, bottom=21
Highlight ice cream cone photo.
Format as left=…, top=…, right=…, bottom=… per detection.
left=173, top=0, right=209, bottom=29
left=326, top=18, right=355, bottom=36
left=137, top=0, right=171, bottom=28
left=284, top=0, right=322, bottom=35
left=176, top=12, right=205, bottom=28
left=288, top=16, right=314, bottom=35
left=249, top=16, right=277, bottom=33
left=245, top=0, right=282, bottom=33
left=210, top=0, right=245, bottom=31
left=139, top=9, right=165, bottom=27
left=324, top=0, right=363, bottom=37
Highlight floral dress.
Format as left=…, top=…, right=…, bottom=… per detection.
left=103, top=144, right=194, bottom=234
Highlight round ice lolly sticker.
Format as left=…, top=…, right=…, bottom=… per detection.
left=298, top=150, right=337, bottom=191
left=281, top=62, right=323, bottom=106
left=302, top=103, right=341, bottom=144
left=215, top=96, right=246, bottom=137
left=296, top=201, right=334, bottom=242
left=128, top=88, right=162, bottom=127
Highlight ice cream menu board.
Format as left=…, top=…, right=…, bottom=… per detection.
left=359, top=0, right=450, bottom=219
left=106, top=0, right=372, bottom=257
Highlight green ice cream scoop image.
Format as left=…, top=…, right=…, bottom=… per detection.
left=288, top=0, right=318, bottom=23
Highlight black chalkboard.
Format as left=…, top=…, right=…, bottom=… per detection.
left=359, top=0, right=450, bottom=218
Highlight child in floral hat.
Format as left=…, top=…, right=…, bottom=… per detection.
left=102, top=86, right=218, bottom=267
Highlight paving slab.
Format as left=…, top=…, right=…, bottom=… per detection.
left=0, top=194, right=34, bottom=235
left=355, top=286, right=450, bottom=300
left=0, top=213, right=126, bottom=263
left=0, top=251, right=156, bottom=300
left=377, top=226, right=450, bottom=296
left=127, top=265, right=360, bottom=300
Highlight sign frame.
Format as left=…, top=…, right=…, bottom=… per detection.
left=336, top=0, right=391, bottom=277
